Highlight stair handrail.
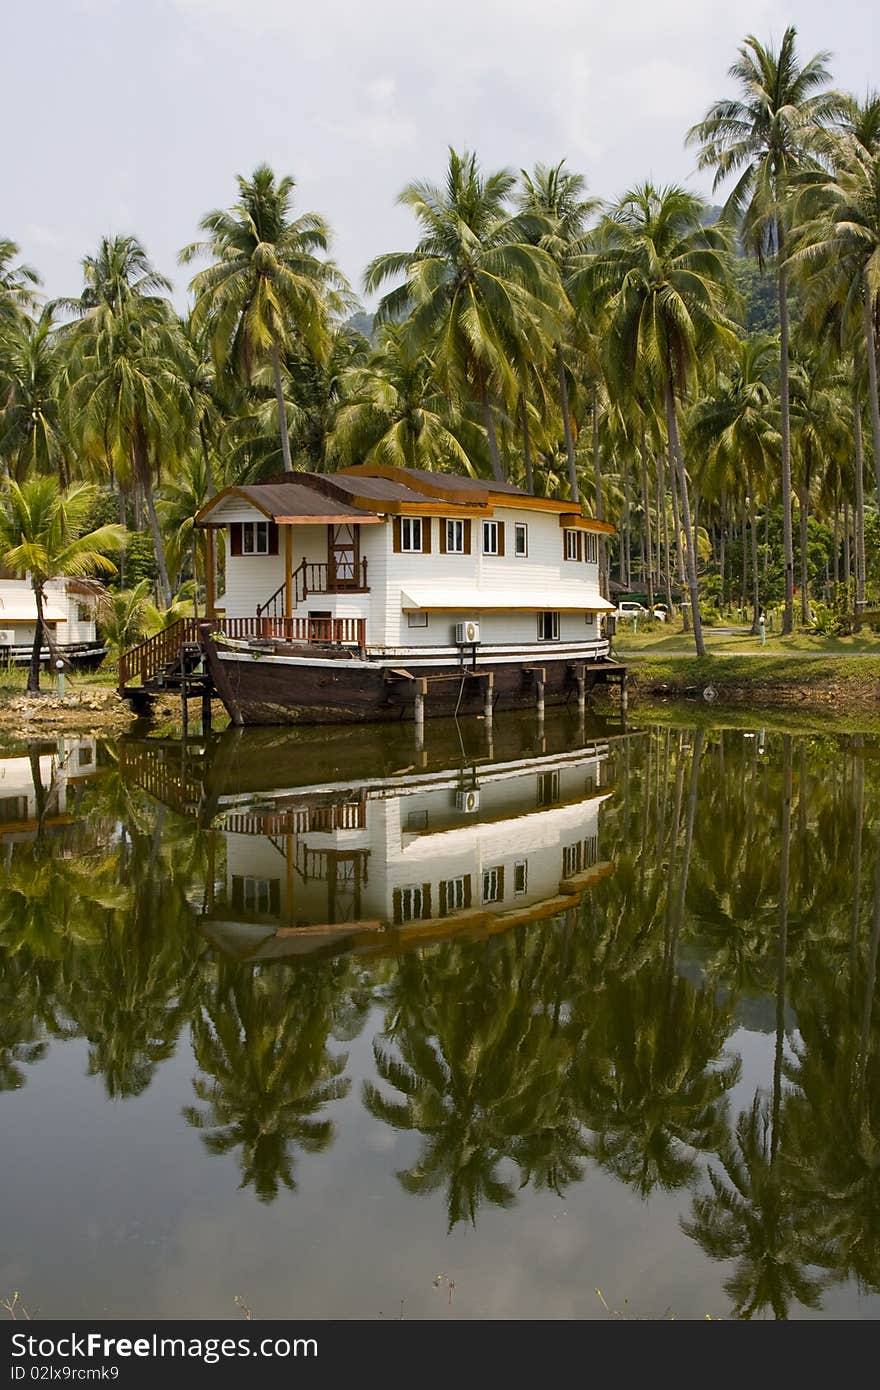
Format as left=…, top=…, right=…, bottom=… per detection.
left=118, top=616, right=201, bottom=690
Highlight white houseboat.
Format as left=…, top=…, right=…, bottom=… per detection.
left=119, top=464, right=624, bottom=725
left=0, top=573, right=105, bottom=668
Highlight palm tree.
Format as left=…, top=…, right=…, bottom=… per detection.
left=791, top=120, right=880, bottom=525
left=518, top=160, right=601, bottom=500
left=364, top=148, right=564, bottom=484
left=0, top=476, right=124, bottom=692
left=690, top=336, right=779, bottom=631
left=181, top=164, right=348, bottom=475
left=0, top=238, right=40, bottom=329
left=60, top=235, right=182, bottom=606
left=687, top=27, right=845, bottom=634
left=586, top=184, right=736, bottom=656
left=330, top=323, right=472, bottom=472
left=0, top=307, right=68, bottom=481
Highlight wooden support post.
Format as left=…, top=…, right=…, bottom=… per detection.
left=576, top=669, right=586, bottom=717
left=483, top=671, right=494, bottom=722
left=414, top=677, right=427, bottom=749
left=536, top=679, right=545, bottom=721
left=201, top=688, right=212, bottom=732
left=620, top=671, right=628, bottom=718
left=205, top=528, right=216, bottom=619
left=181, top=681, right=189, bottom=738
left=284, top=526, right=293, bottom=618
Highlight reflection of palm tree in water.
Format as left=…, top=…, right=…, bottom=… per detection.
left=185, top=962, right=351, bottom=1202
left=684, top=736, right=829, bottom=1318
left=363, top=934, right=586, bottom=1228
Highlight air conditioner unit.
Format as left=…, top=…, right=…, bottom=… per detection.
left=455, top=788, right=480, bottom=813
left=0, top=631, right=14, bottom=647
left=454, top=619, right=480, bottom=645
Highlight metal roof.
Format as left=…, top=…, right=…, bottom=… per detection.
left=197, top=483, right=380, bottom=525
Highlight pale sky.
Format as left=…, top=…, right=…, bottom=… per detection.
left=4, top=0, right=877, bottom=309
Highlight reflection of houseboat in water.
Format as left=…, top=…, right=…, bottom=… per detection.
left=118, top=715, right=617, bottom=962
left=0, top=738, right=99, bottom=847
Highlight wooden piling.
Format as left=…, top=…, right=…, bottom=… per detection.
left=483, top=672, right=494, bottom=722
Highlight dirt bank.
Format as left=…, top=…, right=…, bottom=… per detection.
left=0, top=687, right=228, bottom=739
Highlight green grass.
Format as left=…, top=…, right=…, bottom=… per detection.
left=0, top=660, right=119, bottom=696
left=614, top=623, right=880, bottom=656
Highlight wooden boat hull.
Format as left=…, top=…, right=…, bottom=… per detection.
left=205, top=639, right=626, bottom=727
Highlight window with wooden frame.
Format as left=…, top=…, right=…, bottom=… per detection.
left=440, top=875, right=471, bottom=916
left=482, top=519, right=504, bottom=556
left=482, top=865, right=504, bottom=903
left=231, top=875, right=281, bottom=916
left=393, top=883, right=432, bottom=924
left=537, top=611, right=560, bottom=642
left=514, top=522, right=528, bottom=557
left=401, top=516, right=423, bottom=552
left=537, top=770, right=560, bottom=807
left=441, top=518, right=471, bottom=554
left=564, top=528, right=581, bottom=561
left=229, top=520, right=278, bottom=556
left=392, top=516, right=431, bottom=553
left=583, top=533, right=598, bottom=564
left=513, top=860, right=528, bottom=895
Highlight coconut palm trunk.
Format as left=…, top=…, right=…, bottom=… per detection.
left=779, top=262, right=796, bottom=635
left=639, top=446, right=654, bottom=610
left=28, top=584, right=46, bottom=695
left=556, top=344, right=578, bottom=502
left=478, top=379, right=506, bottom=485
left=748, top=467, right=760, bottom=633
left=270, top=339, right=294, bottom=474
left=519, top=393, right=534, bottom=493
left=854, top=382, right=866, bottom=610
left=665, top=378, right=704, bottom=657
left=798, top=443, right=812, bottom=626
left=863, top=285, right=880, bottom=517
left=133, top=428, right=171, bottom=609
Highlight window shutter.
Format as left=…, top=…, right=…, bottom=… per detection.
left=463, top=520, right=472, bottom=555
left=230, top=523, right=242, bottom=557
left=267, top=521, right=279, bottom=556
left=463, top=875, right=472, bottom=908
left=562, top=532, right=567, bottom=561
left=421, top=883, right=432, bottom=918
left=422, top=518, right=432, bottom=554
left=496, top=522, right=505, bottom=557
left=392, top=888, right=402, bottom=925
left=392, top=517, right=402, bottom=553
left=497, top=866, right=505, bottom=898
left=439, top=520, right=447, bottom=555
left=439, top=880, right=448, bottom=916
left=577, top=532, right=583, bottom=562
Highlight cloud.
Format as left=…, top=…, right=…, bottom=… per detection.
left=321, top=76, right=418, bottom=153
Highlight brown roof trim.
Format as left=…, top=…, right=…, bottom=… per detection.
left=559, top=514, right=617, bottom=536
left=195, top=487, right=274, bottom=524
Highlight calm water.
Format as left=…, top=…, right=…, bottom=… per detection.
left=2, top=710, right=880, bottom=1321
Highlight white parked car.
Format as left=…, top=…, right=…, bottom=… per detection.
left=613, top=600, right=668, bottom=622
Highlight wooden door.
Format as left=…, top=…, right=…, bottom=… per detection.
left=328, top=524, right=359, bottom=588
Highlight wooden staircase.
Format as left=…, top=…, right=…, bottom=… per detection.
left=118, top=618, right=212, bottom=714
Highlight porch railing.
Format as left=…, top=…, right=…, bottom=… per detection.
left=255, top=558, right=369, bottom=620
left=219, top=615, right=366, bottom=647
left=119, top=614, right=366, bottom=690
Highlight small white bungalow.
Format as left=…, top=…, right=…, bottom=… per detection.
left=0, top=573, right=104, bottom=665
